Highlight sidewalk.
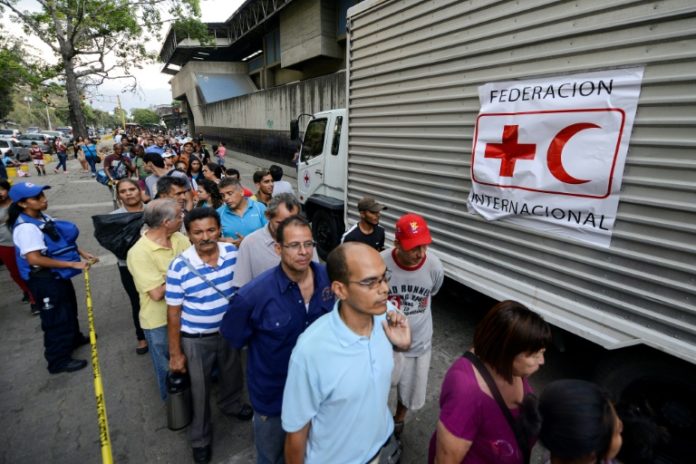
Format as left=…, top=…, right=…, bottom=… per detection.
left=0, top=157, right=255, bottom=463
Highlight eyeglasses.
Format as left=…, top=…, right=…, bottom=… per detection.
left=281, top=240, right=316, bottom=251
left=348, top=269, right=391, bottom=290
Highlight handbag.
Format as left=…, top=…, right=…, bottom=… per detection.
left=463, top=351, right=531, bottom=464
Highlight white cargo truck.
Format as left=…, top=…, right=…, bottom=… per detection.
left=292, top=1, right=695, bottom=459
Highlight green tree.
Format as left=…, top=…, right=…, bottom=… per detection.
left=131, top=108, right=160, bottom=125
left=0, top=0, right=208, bottom=137
left=0, top=38, right=46, bottom=120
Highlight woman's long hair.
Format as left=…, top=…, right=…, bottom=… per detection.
left=196, top=179, right=223, bottom=209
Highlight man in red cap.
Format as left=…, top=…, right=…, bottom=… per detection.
left=381, top=213, right=444, bottom=438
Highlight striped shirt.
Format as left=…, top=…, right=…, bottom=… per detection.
left=165, top=243, right=238, bottom=334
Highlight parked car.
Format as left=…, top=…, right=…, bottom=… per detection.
left=0, top=138, right=30, bottom=161
left=17, top=133, right=52, bottom=154
left=0, top=129, right=20, bottom=141
left=26, top=127, right=40, bottom=134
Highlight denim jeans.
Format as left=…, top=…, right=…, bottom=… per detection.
left=56, top=153, right=68, bottom=171
left=86, top=156, right=97, bottom=175
left=143, top=326, right=169, bottom=400
left=253, top=413, right=285, bottom=464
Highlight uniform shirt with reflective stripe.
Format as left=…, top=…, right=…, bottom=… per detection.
left=165, top=243, right=237, bottom=334
left=221, top=262, right=334, bottom=416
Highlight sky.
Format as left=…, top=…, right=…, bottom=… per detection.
left=5, top=0, right=245, bottom=113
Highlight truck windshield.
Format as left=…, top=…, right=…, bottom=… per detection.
left=301, top=118, right=327, bottom=163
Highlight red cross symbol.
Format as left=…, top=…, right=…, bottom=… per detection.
left=484, top=125, right=536, bottom=177
left=303, top=171, right=310, bottom=185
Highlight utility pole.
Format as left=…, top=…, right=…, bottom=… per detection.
left=24, top=96, right=33, bottom=124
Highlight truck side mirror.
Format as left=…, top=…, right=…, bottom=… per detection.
left=290, top=119, right=299, bottom=141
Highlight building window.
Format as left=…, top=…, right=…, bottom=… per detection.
left=265, top=29, right=280, bottom=66
left=249, top=55, right=264, bottom=72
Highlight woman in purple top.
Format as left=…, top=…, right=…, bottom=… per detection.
left=429, top=300, right=551, bottom=464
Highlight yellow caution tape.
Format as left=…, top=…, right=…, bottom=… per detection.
left=84, top=268, right=114, bottom=464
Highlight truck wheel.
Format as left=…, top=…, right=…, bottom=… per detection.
left=594, top=350, right=696, bottom=463
left=312, top=210, right=342, bottom=260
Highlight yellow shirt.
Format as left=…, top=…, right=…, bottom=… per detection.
left=127, top=231, right=191, bottom=329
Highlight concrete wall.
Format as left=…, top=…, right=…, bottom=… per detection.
left=197, top=71, right=346, bottom=166
left=170, top=61, right=250, bottom=134
left=280, top=0, right=342, bottom=68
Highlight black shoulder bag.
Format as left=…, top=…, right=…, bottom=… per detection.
left=463, top=351, right=531, bottom=464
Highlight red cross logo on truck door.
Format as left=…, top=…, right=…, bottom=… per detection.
left=303, top=170, right=311, bottom=187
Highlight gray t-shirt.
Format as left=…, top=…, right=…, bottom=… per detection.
left=272, top=180, right=294, bottom=197
left=381, top=248, right=444, bottom=357
left=145, top=170, right=190, bottom=198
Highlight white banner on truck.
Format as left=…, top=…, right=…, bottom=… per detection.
left=467, top=67, right=644, bottom=247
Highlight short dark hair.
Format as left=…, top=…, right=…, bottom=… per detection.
left=326, top=242, right=360, bottom=284
left=269, top=164, right=283, bottom=181
left=0, top=179, right=11, bottom=191
left=473, top=300, right=551, bottom=382
left=225, top=167, right=240, bottom=179
left=218, top=176, right=242, bottom=191
left=253, top=169, right=271, bottom=184
left=156, top=176, right=188, bottom=197
left=275, top=215, right=311, bottom=244
left=184, top=207, right=221, bottom=232
left=537, top=380, right=616, bottom=462
left=144, top=152, right=165, bottom=168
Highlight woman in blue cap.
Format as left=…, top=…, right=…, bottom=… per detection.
left=6, top=182, right=99, bottom=374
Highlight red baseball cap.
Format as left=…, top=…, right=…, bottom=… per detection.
left=395, top=213, right=432, bottom=251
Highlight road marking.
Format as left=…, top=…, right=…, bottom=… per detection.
left=50, top=202, right=113, bottom=211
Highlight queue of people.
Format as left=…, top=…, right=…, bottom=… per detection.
left=2, top=138, right=646, bottom=464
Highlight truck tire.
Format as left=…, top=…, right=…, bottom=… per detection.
left=312, top=209, right=342, bottom=260
left=594, top=350, right=696, bottom=463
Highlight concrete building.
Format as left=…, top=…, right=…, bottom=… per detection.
left=159, top=0, right=359, bottom=165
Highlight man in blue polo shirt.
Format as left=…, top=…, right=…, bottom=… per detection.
left=217, top=177, right=267, bottom=247
left=282, top=242, right=411, bottom=464
left=166, top=208, right=252, bottom=464
left=221, top=215, right=334, bottom=464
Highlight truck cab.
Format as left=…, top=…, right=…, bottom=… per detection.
left=293, top=108, right=348, bottom=258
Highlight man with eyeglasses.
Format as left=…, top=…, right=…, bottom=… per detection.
left=282, top=242, right=411, bottom=464
left=221, top=215, right=334, bottom=464
left=381, top=213, right=444, bottom=439
left=231, top=193, right=319, bottom=289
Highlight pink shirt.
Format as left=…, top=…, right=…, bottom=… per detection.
left=428, top=357, right=533, bottom=464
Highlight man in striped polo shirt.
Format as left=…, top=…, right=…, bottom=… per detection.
left=165, top=207, right=252, bottom=464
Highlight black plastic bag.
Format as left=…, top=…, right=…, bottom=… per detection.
left=92, top=212, right=144, bottom=260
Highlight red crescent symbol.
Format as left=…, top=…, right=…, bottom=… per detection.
left=547, top=122, right=600, bottom=185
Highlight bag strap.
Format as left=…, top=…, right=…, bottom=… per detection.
left=463, top=351, right=530, bottom=464
left=179, top=254, right=233, bottom=302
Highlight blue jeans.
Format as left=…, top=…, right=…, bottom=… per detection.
left=86, top=156, right=97, bottom=175
left=143, top=326, right=169, bottom=400
left=253, top=413, right=285, bottom=464
left=56, top=153, right=68, bottom=171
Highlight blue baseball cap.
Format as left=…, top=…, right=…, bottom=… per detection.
left=9, top=182, right=51, bottom=202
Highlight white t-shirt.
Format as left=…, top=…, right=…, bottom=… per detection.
left=272, top=179, right=294, bottom=197
left=380, top=248, right=444, bottom=357
left=13, top=215, right=50, bottom=257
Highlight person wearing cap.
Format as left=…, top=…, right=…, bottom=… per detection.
left=380, top=213, right=444, bottom=438
left=340, top=196, right=387, bottom=251
left=6, top=182, right=99, bottom=374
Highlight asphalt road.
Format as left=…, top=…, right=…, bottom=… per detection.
left=0, top=152, right=581, bottom=463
